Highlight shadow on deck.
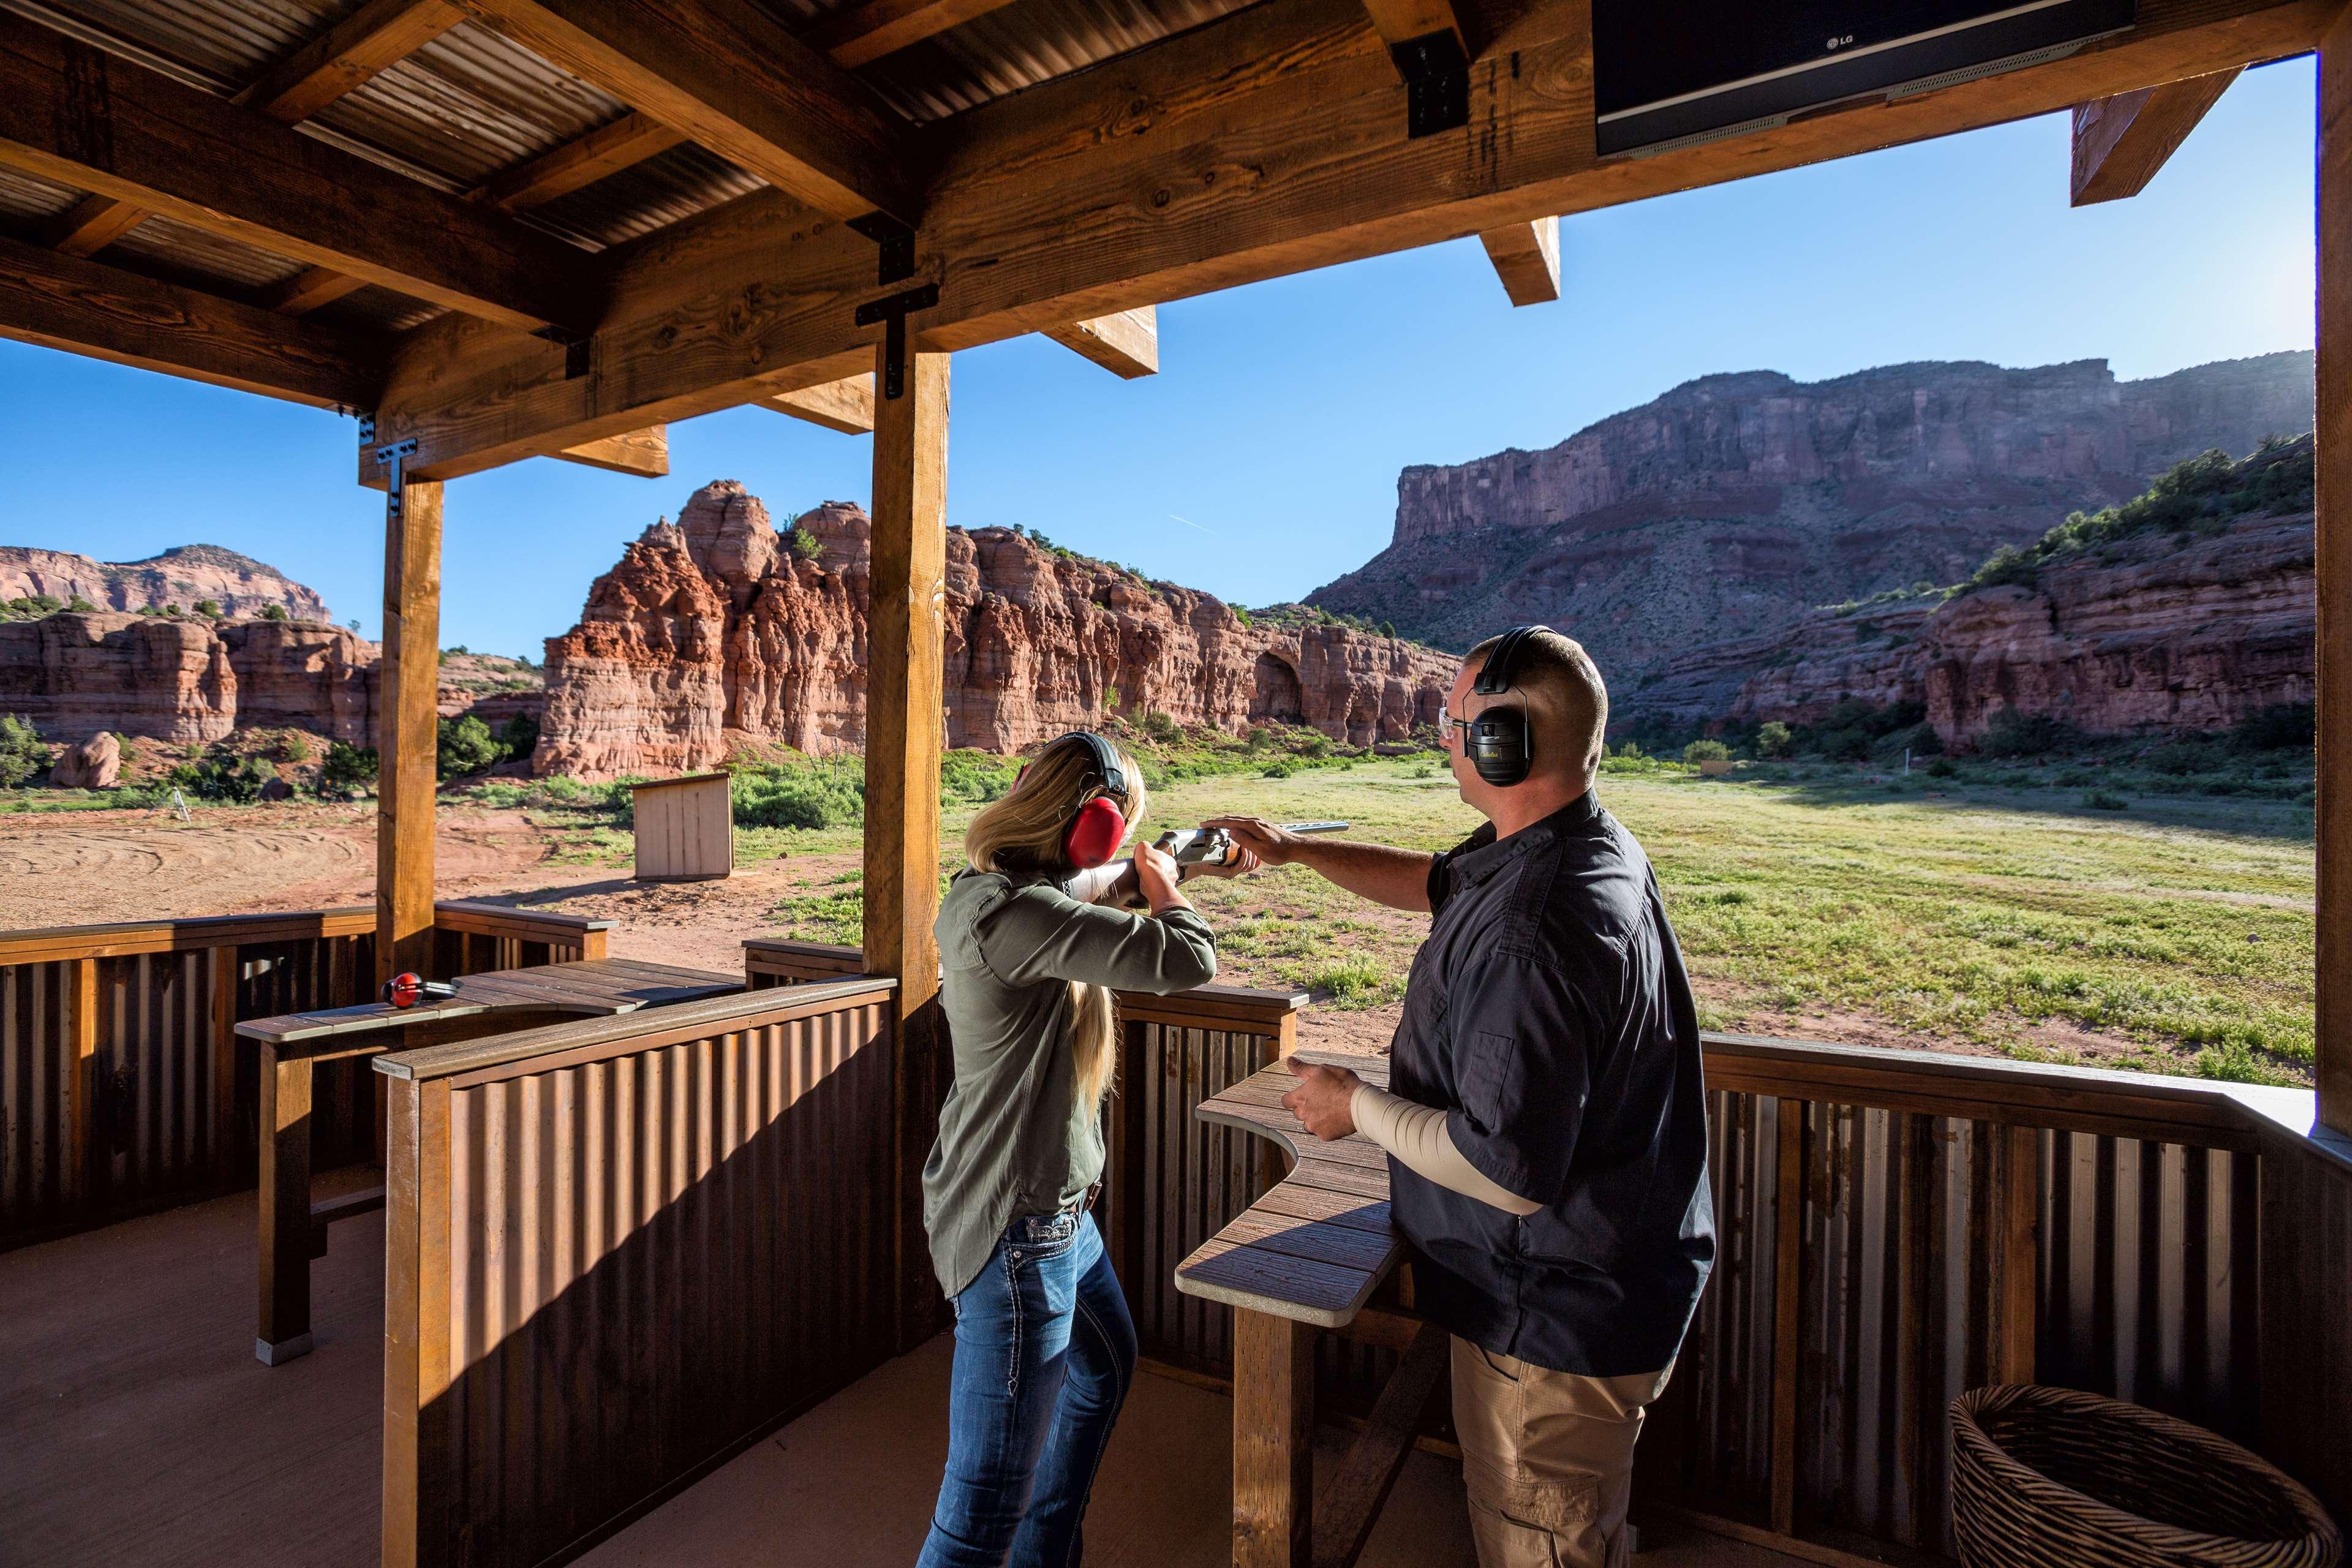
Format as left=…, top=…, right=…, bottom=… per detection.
left=1, top=1180, right=1792, bottom=1568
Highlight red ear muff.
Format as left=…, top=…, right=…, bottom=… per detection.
left=1063, top=797, right=1128, bottom=869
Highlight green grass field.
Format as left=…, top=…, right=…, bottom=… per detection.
left=846, top=758, right=2315, bottom=1086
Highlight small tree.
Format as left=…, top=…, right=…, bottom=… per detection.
left=193, top=599, right=222, bottom=619
left=1755, top=721, right=1793, bottom=759
left=320, top=741, right=378, bottom=797
left=1683, top=739, right=1732, bottom=764
left=258, top=603, right=288, bottom=622
left=347, top=617, right=362, bottom=632
left=437, top=715, right=502, bottom=778
left=1378, top=620, right=1396, bottom=638
left=66, top=596, right=98, bottom=613
left=786, top=526, right=824, bottom=561
left=0, top=714, right=48, bottom=787
left=499, top=712, right=540, bottom=761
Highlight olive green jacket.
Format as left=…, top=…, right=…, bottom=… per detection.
left=921, top=869, right=1218, bottom=1297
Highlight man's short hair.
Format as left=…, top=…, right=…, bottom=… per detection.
left=1464, top=627, right=1610, bottom=783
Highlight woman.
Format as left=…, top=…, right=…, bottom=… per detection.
left=917, top=731, right=1251, bottom=1567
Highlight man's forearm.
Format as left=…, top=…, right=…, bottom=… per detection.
left=1292, top=839, right=1434, bottom=913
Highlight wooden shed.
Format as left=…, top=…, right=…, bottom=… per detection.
left=630, top=772, right=733, bottom=882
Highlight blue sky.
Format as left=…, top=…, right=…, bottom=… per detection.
left=0, top=58, right=2319, bottom=658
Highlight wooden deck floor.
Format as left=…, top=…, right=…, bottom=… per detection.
left=2, top=1184, right=1796, bottom=1568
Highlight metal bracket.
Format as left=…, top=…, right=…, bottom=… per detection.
left=375, top=439, right=419, bottom=523
left=356, top=412, right=377, bottom=444
left=854, top=281, right=940, bottom=401
left=846, top=212, right=917, bottom=285
left=1392, top=31, right=1469, bottom=139
left=530, top=325, right=592, bottom=379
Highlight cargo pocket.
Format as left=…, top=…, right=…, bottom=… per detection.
left=1461, top=1030, right=1522, bottom=1133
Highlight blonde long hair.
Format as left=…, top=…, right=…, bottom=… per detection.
left=964, top=734, right=1149, bottom=1112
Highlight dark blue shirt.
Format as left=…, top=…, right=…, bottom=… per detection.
left=1386, top=792, right=1714, bottom=1377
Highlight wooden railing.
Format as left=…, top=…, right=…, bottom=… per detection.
left=376, top=977, right=901, bottom=1568
left=0, top=902, right=614, bottom=1247
left=742, top=938, right=2352, bottom=1562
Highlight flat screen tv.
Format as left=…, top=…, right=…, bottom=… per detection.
left=1595, top=0, right=2136, bottom=157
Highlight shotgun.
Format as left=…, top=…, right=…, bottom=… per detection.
left=1063, top=821, right=1349, bottom=908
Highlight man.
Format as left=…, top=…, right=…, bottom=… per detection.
left=1208, top=625, right=1714, bottom=1568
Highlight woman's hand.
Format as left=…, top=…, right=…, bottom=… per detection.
left=1281, top=1058, right=1363, bottom=1140
left=1134, top=841, right=1189, bottom=914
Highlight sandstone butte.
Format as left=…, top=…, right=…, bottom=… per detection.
left=1306, top=351, right=2316, bottom=685
left=0, top=613, right=530, bottom=748
left=534, top=482, right=1455, bottom=778
left=0, top=543, right=330, bottom=622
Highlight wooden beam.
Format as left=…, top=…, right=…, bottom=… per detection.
left=2320, top=10, right=2352, bottom=1140
left=865, top=345, right=948, bottom=1351
left=802, top=0, right=1022, bottom=68
left=366, top=0, right=2333, bottom=479
left=233, top=0, right=467, bottom=123
left=477, top=111, right=687, bottom=213
left=1234, top=1310, right=1315, bottom=1568
left=260, top=266, right=369, bottom=317
left=454, top=0, right=920, bottom=222
left=556, top=426, right=669, bottom=476
left=1358, top=0, right=1468, bottom=52
left=43, top=193, right=148, bottom=258
left=377, top=473, right=442, bottom=989
left=1310, top=1319, right=1448, bottom=1568
left=0, top=231, right=383, bottom=408
left=1477, top=216, right=1559, bottom=307
left=763, top=372, right=877, bottom=434
left=1042, top=307, right=1159, bottom=379
left=2071, top=67, right=2244, bottom=205
left=0, top=12, right=596, bottom=334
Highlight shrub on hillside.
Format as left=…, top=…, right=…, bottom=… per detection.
left=437, top=715, right=503, bottom=778
left=259, top=604, right=289, bottom=622
left=1754, top=721, right=1792, bottom=759
left=499, top=713, right=540, bottom=760
left=2233, top=703, right=2315, bottom=753
left=940, top=750, right=1016, bottom=805
left=0, top=714, right=48, bottom=786
left=168, top=752, right=271, bottom=804
left=194, top=599, right=222, bottom=618
left=320, top=741, right=378, bottom=797
left=1682, top=739, right=1731, bottom=764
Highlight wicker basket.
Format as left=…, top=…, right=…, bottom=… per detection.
left=1950, top=1385, right=2341, bottom=1568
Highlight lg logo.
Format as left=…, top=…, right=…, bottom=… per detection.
left=1825, top=33, right=1854, bottom=50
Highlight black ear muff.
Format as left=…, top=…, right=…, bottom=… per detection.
left=1465, top=709, right=1533, bottom=787
left=1464, top=625, right=1544, bottom=786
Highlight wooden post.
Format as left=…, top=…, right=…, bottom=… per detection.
left=211, top=945, right=239, bottom=1183
left=63, top=957, right=99, bottom=1212
left=382, top=1075, right=453, bottom=1568
left=378, top=473, right=442, bottom=989
left=1768, top=1098, right=1804, bottom=1537
left=2322, top=9, right=2352, bottom=1139
left=257, top=1042, right=316, bottom=1363
left=865, top=344, right=949, bottom=1349
left=1234, top=1308, right=1315, bottom=1568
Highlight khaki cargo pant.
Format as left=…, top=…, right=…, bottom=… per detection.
left=1450, top=1338, right=1673, bottom=1568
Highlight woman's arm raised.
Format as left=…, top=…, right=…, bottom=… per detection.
left=982, top=853, right=1218, bottom=996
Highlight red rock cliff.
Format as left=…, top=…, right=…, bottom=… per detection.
left=536, top=483, right=1455, bottom=777
left=0, top=544, right=333, bottom=621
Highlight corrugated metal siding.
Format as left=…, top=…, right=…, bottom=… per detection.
left=2041, top=1132, right=2261, bottom=1448
left=430, top=999, right=895, bottom=1568
left=0, top=959, right=72, bottom=1229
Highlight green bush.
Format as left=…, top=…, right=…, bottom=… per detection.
left=194, top=598, right=222, bottom=618
left=2233, top=703, right=2315, bottom=753
left=1261, top=763, right=1294, bottom=779
left=1682, top=739, right=1731, bottom=764
left=0, top=714, right=48, bottom=787
left=279, top=731, right=312, bottom=763
left=1613, top=740, right=1646, bottom=761
left=2083, top=789, right=2129, bottom=812
left=437, top=715, right=503, bottom=779
left=940, top=750, right=1017, bottom=805
left=1142, top=710, right=1181, bottom=744
left=320, top=741, right=378, bottom=797
left=786, top=526, right=824, bottom=561
left=1978, top=709, right=2078, bottom=760
left=499, top=713, right=540, bottom=760
left=732, top=760, right=865, bottom=829
left=1924, top=757, right=1958, bottom=779
left=168, top=752, right=271, bottom=804
left=1754, top=721, right=1793, bottom=759
left=259, top=604, right=289, bottom=622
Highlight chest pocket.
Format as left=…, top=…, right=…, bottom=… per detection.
left=1460, top=1030, right=1521, bottom=1134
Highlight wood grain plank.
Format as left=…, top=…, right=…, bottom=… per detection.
left=235, top=0, right=466, bottom=122
left=379, top=478, right=442, bottom=989
left=2071, top=67, right=2243, bottom=205
left=1234, top=1310, right=1314, bottom=1568
left=478, top=111, right=687, bottom=211
left=1477, top=216, right=1561, bottom=306
left=763, top=372, right=877, bottom=433
left=44, top=192, right=148, bottom=258
left=1769, top=1098, right=1804, bottom=1537
left=1311, top=1318, right=1449, bottom=1568
left=801, top=0, right=1023, bottom=67
left=2321, top=7, right=2352, bottom=1141
left=1042, top=307, right=1159, bottom=379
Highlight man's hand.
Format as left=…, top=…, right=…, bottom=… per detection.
left=1205, top=816, right=1307, bottom=866
left=1189, top=841, right=1262, bottom=880
left=1281, top=1057, right=1363, bottom=1141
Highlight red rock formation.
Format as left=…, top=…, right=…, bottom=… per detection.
left=537, top=483, right=1455, bottom=778
left=1690, top=509, right=2315, bottom=749
left=1309, top=352, right=2313, bottom=677
left=0, top=544, right=333, bottom=621
left=51, top=732, right=119, bottom=788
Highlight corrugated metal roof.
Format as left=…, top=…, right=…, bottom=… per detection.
left=0, top=0, right=1276, bottom=337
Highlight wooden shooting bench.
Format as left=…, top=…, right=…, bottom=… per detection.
left=1174, top=1053, right=1450, bottom=1568
left=235, top=956, right=739, bottom=1364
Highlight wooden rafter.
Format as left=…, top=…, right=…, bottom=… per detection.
left=475, top=112, right=688, bottom=213
left=801, top=0, right=1023, bottom=69
left=454, top=0, right=921, bottom=222
left=1043, top=308, right=1159, bottom=379
left=1478, top=216, right=1560, bottom=307
left=763, top=374, right=879, bottom=434
left=48, top=0, right=466, bottom=268
left=556, top=427, right=669, bottom=477
left=2070, top=67, right=2244, bottom=205
left=0, top=12, right=596, bottom=334
left=0, top=231, right=383, bottom=409
left=363, top=0, right=2335, bottom=481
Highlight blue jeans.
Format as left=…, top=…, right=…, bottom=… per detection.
left=917, top=1210, right=1137, bottom=1568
